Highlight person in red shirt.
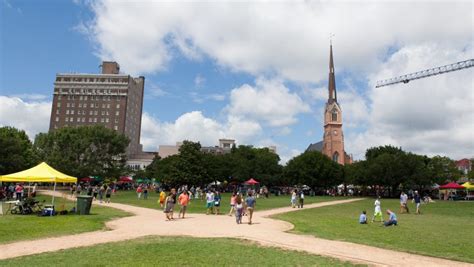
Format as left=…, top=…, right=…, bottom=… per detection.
left=136, top=185, right=143, bottom=199
left=15, top=184, right=23, bottom=201
left=178, top=191, right=190, bottom=219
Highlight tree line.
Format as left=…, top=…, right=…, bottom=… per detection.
left=0, top=126, right=469, bottom=194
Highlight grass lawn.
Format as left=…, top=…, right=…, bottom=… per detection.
left=0, top=194, right=130, bottom=244
left=273, top=198, right=474, bottom=263
left=109, top=190, right=346, bottom=214
left=0, top=236, right=362, bottom=266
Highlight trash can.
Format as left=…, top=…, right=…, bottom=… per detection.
left=76, top=195, right=93, bottom=215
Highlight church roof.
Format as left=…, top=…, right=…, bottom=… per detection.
left=328, top=44, right=337, bottom=104
left=306, top=141, right=323, bottom=152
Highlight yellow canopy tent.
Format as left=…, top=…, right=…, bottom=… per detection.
left=462, top=182, right=474, bottom=190
left=0, top=162, right=77, bottom=205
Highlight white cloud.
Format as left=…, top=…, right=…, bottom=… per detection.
left=147, top=84, right=168, bottom=98
left=227, top=78, right=310, bottom=127
left=348, top=44, right=474, bottom=160
left=83, top=1, right=471, bottom=82
left=0, top=96, right=51, bottom=140
left=141, top=111, right=263, bottom=151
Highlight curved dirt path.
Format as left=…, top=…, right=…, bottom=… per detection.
left=0, top=191, right=471, bottom=267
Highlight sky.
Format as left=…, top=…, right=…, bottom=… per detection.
left=0, top=0, right=473, bottom=163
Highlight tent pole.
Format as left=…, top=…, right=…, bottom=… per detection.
left=52, top=182, right=57, bottom=214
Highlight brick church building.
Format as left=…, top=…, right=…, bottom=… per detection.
left=307, top=44, right=352, bottom=165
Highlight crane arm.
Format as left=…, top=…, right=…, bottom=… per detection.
left=375, top=59, right=474, bottom=88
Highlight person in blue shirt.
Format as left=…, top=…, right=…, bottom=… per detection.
left=245, top=192, right=256, bottom=225
left=384, top=209, right=398, bottom=227
left=413, top=190, right=422, bottom=214
left=359, top=210, right=367, bottom=224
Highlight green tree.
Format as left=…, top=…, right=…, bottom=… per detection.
left=428, top=156, right=461, bottom=184
left=365, top=145, right=403, bottom=161
left=283, top=151, right=343, bottom=189
left=0, top=126, right=39, bottom=174
left=34, top=125, right=129, bottom=178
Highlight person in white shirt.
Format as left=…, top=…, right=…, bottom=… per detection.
left=206, top=190, right=215, bottom=215
left=372, top=196, right=383, bottom=222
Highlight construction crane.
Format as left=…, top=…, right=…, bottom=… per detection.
left=375, top=59, right=474, bottom=88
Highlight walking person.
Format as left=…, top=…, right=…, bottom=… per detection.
left=164, top=189, right=176, bottom=221
left=298, top=191, right=305, bottom=208
left=93, top=185, right=98, bottom=201
left=214, top=191, right=222, bottom=215
left=159, top=189, right=166, bottom=208
left=136, top=185, right=143, bottom=199
left=400, top=191, right=409, bottom=213
left=413, top=191, right=422, bottom=214
left=228, top=192, right=237, bottom=216
left=372, top=196, right=383, bottom=222
left=245, top=192, right=256, bottom=225
left=291, top=190, right=297, bottom=208
left=105, top=186, right=112, bottom=203
left=206, top=190, right=215, bottom=215
left=143, top=186, right=148, bottom=200
left=98, top=185, right=104, bottom=203
left=178, top=190, right=190, bottom=218
left=235, top=194, right=243, bottom=224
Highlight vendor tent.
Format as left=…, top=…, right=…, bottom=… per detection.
left=461, top=182, right=474, bottom=190
left=119, top=176, right=133, bottom=182
left=0, top=162, right=77, bottom=205
left=244, top=178, right=259, bottom=185
left=439, top=182, right=465, bottom=189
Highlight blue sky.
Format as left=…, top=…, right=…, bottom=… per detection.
left=1, top=0, right=472, bottom=162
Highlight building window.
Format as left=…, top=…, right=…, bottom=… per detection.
left=332, top=111, right=337, bottom=122
left=102, top=103, right=105, bottom=108
left=56, top=109, right=59, bottom=115
left=95, top=103, right=99, bottom=108
left=55, top=117, right=59, bottom=122
left=57, top=102, right=61, bottom=107
left=89, top=110, right=93, bottom=115
left=66, top=110, right=69, bottom=115
left=115, top=118, right=118, bottom=123
left=65, top=117, right=69, bottom=122
left=107, top=104, right=110, bottom=108
left=67, top=103, right=70, bottom=108
left=114, top=125, right=118, bottom=130
left=94, top=111, right=98, bottom=115
left=71, top=103, right=75, bottom=107
left=106, top=118, right=109, bottom=123
left=332, top=152, right=339, bottom=162
left=89, top=118, right=92, bottom=122
left=90, top=103, right=94, bottom=108
left=116, top=104, right=120, bottom=109
left=94, top=118, right=97, bottom=122
left=106, top=111, right=109, bottom=115
left=82, top=117, right=85, bottom=122
left=84, top=96, right=87, bottom=100
left=101, top=111, right=105, bottom=115
left=71, top=110, right=74, bottom=115
left=58, top=95, right=62, bottom=100
left=80, top=96, right=83, bottom=100
left=116, top=111, right=119, bottom=116
left=79, top=103, right=82, bottom=108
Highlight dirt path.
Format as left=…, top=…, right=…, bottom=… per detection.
left=0, top=191, right=471, bottom=267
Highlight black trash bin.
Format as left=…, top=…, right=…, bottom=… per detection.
left=76, top=195, right=93, bottom=215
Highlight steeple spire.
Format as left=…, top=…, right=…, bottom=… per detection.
left=328, top=43, right=337, bottom=103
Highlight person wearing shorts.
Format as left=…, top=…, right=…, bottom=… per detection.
left=372, top=196, right=383, bottom=222
left=214, top=191, right=222, bottom=215
left=413, top=191, right=421, bottom=214
left=178, top=191, right=190, bottom=219
left=159, top=190, right=166, bottom=208
left=228, top=192, right=237, bottom=216
left=105, top=186, right=112, bottom=203
left=164, top=189, right=176, bottom=220
left=245, top=192, right=256, bottom=225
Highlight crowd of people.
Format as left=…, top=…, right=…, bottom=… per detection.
left=70, top=184, right=112, bottom=203
left=0, top=183, right=37, bottom=201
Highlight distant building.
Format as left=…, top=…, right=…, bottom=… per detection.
left=127, top=151, right=157, bottom=171
left=158, top=139, right=276, bottom=158
left=456, top=158, right=472, bottom=175
left=49, top=61, right=145, bottom=157
left=307, top=44, right=352, bottom=165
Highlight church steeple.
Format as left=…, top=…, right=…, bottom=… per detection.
left=328, top=44, right=337, bottom=103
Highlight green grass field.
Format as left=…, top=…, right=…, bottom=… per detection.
left=109, top=190, right=346, bottom=214
left=0, top=236, right=362, bottom=266
left=274, top=198, right=474, bottom=263
left=0, top=194, right=130, bottom=244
